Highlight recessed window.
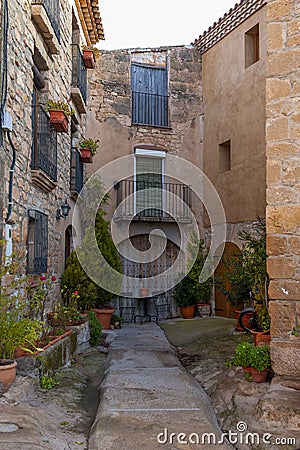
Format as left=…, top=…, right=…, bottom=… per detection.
left=245, top=24, right=259, bottom=68
left=27, top=210, right=48, bottom=274
left=219, top=140, right=231, bottom=173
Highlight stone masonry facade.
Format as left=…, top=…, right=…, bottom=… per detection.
left=266, top=0, right=300, bottom=387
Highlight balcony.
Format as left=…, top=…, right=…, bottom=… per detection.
left=31, top=106, right=57, bottom=192
left=70, top=148, right=84, bottom=197
left=71, top=45, right=87, bottom=114
left=31, top=0, right=60, bottom=54
left=115, top=180, right=191, bottom=222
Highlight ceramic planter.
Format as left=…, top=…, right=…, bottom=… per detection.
left=82, top=50, right=95, bottom=69
left=79, top=148, right=93, bottom=163
left=49, top=109, right=69, bottom=133
left=250, top=368, right=269, bottom=383
left=180, top=305, right=195, bottom=319
left=197, top=303, right=211, bottom=317
left=0, top=359, right=17, bottom=393
left=92, top=308, right=115, bottom=330
left=251, top=330, right=271, bottom=346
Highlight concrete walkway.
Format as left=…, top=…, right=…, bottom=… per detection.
left=89, top=323, right=233, bottom=450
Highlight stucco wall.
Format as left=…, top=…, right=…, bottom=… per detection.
left=202, top=6, right=267, bottom=231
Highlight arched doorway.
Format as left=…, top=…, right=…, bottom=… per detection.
left=214, top=242, right=243, bottom=318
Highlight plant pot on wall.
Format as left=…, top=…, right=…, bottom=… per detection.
left=49, top=110, right=69, bottom=133
left=251, top=330, right=271, bottom=347
left=91, top=308, right=115, bottom=330
left=0, top=359, right=17, bottom=393
left=79, top=148, right=93, bottom=163
left=82, top=50, right=96, bottom=69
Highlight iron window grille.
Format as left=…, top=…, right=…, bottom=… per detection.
left=71, top=44, right=87, bottom=104
left=32, top=101, right=58, bottom=182
left=131, top=63, right=169, bottom=127
left=27, top=210, right=48, bottom=274
left=70, top=147, right=84, bottom=194
left=32, top=0, right=60, bottom=42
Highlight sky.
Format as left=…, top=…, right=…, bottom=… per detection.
left=99, top=0, right=237, bottom=50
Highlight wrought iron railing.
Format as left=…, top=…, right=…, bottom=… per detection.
left=27, top=210, right=48, bottom=274
left=32, top=0, right=60, bottom=41
left=71, top=45, right=87, bottom=104
left=32, top=105, right=57, bottom=181
left=132, top=91, right=169, bottom=127
left=70, top=147, right=84, bottom=194
left=115, top=180, right=191, bottom=221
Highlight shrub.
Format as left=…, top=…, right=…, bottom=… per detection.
left=88, top=311, right=102, bottom=346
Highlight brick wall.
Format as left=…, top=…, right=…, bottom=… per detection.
left=266, top=0, right=300, bottom=386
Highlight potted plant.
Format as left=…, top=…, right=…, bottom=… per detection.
left=46, top=100, right=75, bottom=133
left=173, top=234, right=212, bottom=319
left=226, top=341, right=271, bottom=383
left=81, top=45, right=100, bottom=69
left=79, top=138, right=99, bottom=163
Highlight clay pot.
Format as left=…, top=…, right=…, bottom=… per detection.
left=180, top=305, right=195, bottom=319
left=91, top=308, right=115, bottom=330
left=250, top=368, right=269, bottom=383
left=48, top=110, right=68, bottom=133
left=0, top=359, right=17, bottom=393
left=82, top=50, right=95, bottom=69
left=79, top=148, right=93, bottom=163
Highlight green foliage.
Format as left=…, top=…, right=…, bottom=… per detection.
left=79, top=138, right=99, bottom=155
left=0, top=318, right=42, bottom=359
left=226, top=341, right=271, bottom=372
left=88, top=311, right=102, bottom=346
left=61, top=208, right=122, bottom=311
left=50, top=303, right=85, bottom=327
left=111, top=313, right=122, bottom=327
left=173, top=233, right=212, bottom=307
left=40, top=375, right=59, bottom=389
left=82, top=45, right=100, bottom=59
left=46, top=100, right=74, bottom=117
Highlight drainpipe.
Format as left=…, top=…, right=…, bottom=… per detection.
left=4, top=131, right=16, bottom=261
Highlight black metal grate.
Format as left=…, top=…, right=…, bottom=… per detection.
left=27, top=210, right=48, bottom=274
left=71, top=45, right=87, bottom=104
left=32, top=105, right=57, bottom=181
left=33, top=0, right=60, bottom=41
left=70, top=147, right=84, bottom=194
left=132, top=92, right=169, bottom=127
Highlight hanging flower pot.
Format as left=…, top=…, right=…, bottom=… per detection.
left=79, top=138, right=99, bottom=163
left=82, top=50, right=96, bottom=69
left=79, top=148, right=93, bottom=163
left=46, top=100, right=74, bottom=133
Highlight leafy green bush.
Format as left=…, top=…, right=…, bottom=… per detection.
left=226, top=341, right=271, bottom=372
left=88, top=311, right=102, bottom=346
left=40, top=375, right=59, bottom=389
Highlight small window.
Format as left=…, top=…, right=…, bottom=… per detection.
left=27, top=210, right=48, bottom=274
left=245, top=24, right=259, bottom=68
left=219, top=140, right=231, bottom=173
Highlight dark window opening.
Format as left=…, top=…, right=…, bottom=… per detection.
left=219, top=140, right=231, bottom=173
left=245, top=24, right=259, bottom=68
left=27, top=210, right=48, bottom=274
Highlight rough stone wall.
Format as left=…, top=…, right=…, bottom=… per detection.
left=266, top=0, right=300, bottom=387
left=0, top=0, right=89, bottom=282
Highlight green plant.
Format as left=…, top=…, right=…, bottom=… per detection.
left=51, top=303, right=85, bottom=327
left=40, top=375, right=59, bottom=389
left=82, top=45, right=100, bottom=59
left=0, top=317, right=42, bottom=359
left=88, top=311, right=102, bottom=346
left=79, top=138, right=99, bottom=156
left=111, top=314, right=122, bottom=327
left=291, top=325, right=300, bottom=337
left=46, top=100, right=75, bottom=117
left=173, top=233, right=212, bottom=307
left=226, top=341, right=271, bottom=373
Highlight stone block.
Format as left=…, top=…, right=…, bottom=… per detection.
left=270, top=340, right=300, bottom=378
left=267, top=49, right=300, bottom=77
left=269, top=300, right=296, bottom=338
left=267, top=23, right=285, bottom=52
left=267, top=205, right=300, bottom=233
left=288, top=19, right=300, bottom=36
left=266, top=116, right=289, bottom=141
left=266, top=142, right=299, bottom=157
left=287, top=33, right=300, bottom=47
left=288, top=237, right=300, bottom=255
left=266, top=159, right=282, bottom=185
left=283, top=163, right=300, bottom=185
left=266, top=78, right=291, bottom=101
left=269, top=280, right=300, bottom=301
left=267, top=256, right=296, bottom=278
left=266, top=235, right=287, bottom=255
left=266, top=185, right=296, bottom=205
left=267, top=0, right=293, bottom=22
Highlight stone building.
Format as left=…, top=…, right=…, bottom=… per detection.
left=0, top=0, right=104, bottom=291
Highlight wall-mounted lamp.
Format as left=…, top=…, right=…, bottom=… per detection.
left=56, top=199, right=71, bottom=220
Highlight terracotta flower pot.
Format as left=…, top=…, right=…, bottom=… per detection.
left=82, top=50, right=96, bottom=69
left=180, top=305, right=195, bottom=319
left=251, top=330, right=271, bottom=346
left=92, top=308, right=115, bottom=330
left=250, top=368, right=269, bottom=383
left=49, top=109, right=69, bottom=133
left=0, top=359, right=17, bottom=393
left=80, top=148, right=93, bottom=163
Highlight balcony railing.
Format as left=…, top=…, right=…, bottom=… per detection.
left=132, top=91, right=169, bottom=127
left=32, top=0, right=60, bottom=42
left=71, top=44, right=87, bottom=104
left=115, top=180, right=191, bottom=222
left=70, top=147, right=84, bottom=195
left=32, top=105, right=57, bottom=181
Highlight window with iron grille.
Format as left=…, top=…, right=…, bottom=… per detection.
left=131, top=63, right=169, bottom=127
left=70, top=147, right=84, bottom=195
left=31, top=76, right=57, bottom=182
left=27, top=210, right=48, bottom=274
